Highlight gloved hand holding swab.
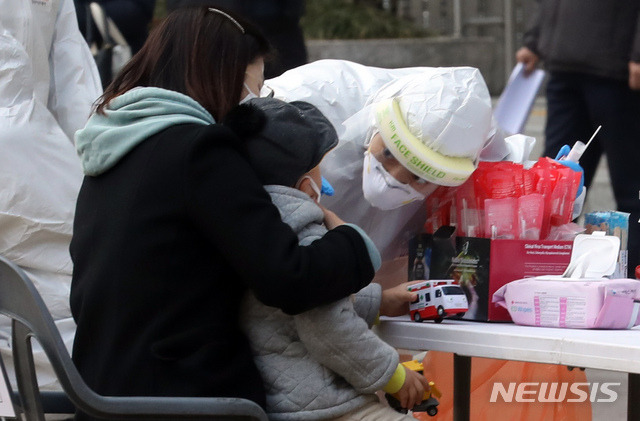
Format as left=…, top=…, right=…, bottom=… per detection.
left=561, top=125, right=602, bottom=163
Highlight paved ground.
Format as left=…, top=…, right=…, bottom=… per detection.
left=518, top=98, right=626, bottom=421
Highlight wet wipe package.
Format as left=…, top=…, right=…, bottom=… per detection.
left=493, top=232, right=640, bottom=329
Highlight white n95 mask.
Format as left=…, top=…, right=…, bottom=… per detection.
left=361, top=151, right=426, bottom=210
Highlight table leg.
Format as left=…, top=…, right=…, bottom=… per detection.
left=629, top=373, right=640, bottom=421
left=453, top=354, right=471, bottom=421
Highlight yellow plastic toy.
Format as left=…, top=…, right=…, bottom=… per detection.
left=385, top=360, right=441, bottom=416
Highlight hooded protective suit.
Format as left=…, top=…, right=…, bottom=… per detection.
left=0, top=0, right=102, bottom=389
left=267, top=60, right=520, bottom=264
left=269, top=60, right=591, bottom=421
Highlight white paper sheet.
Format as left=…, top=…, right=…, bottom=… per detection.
left=494, top=63, right=546, bottom=135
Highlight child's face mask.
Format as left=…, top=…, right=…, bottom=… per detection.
left=297, top=175, right=323, bottom=204
left=361, top=150, right=426, bottom=210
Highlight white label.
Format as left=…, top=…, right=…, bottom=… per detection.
left=533, top=294, right=586, bottom=328
left=31, top=0, right=53, bottom=12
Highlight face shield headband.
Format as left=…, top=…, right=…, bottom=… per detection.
left=374, top=98, right=476, bottom=187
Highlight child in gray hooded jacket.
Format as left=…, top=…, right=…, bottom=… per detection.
left=229, top=97, right=429, bottom=420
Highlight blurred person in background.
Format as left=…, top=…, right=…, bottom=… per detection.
left=75, top=0, right=156, bottom=55
left=516, top=0, right=640, bottom=277
left=167, top=0, right=307, bottom=78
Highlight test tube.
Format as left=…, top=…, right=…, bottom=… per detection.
left=563, top=125, right=601, bottom=163
left=565, top=141, right=587, bottom=163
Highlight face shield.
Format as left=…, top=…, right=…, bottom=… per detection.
left=356, top=68, right=494, bottom=210
left=373, top=98, right=477, bottom=187
left=367, top=67, right=493, bottom=161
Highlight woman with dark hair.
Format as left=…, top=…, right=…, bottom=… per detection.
left=70, top=7, right=378, bottom=419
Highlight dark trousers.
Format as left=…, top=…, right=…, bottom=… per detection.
left=75, top=0, right=155, bottom=54
left=543, top=71, right=640, bottom=277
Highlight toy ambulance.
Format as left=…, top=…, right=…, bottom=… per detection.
left=408, top=280, right=468, bottom=323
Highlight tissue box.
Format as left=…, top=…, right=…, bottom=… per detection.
left=409, top=231, right=573, bottom=321
left=492, top=231, right=640, bottom=329
left=493, top=277, right=640, bottom=329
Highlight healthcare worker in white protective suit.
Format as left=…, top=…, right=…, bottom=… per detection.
left=267, top=60, right=592, bottom=421
left=267, top=60, right=538, bottom=282
left=0, top=0, right=102, bottom=390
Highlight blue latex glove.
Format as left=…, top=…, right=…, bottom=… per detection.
left=321, top=176, right=334, bottom=196
left=553, top=144, right=584, bottom=197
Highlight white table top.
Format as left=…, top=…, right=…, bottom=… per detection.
left=375, top=316, right=640, bottom=374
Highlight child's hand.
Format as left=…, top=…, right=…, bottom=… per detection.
left=396, top=366, right=431, bottom=410
left=380, top=281, right=422, bottom=317
left=319, top=205, right=345, bottom=230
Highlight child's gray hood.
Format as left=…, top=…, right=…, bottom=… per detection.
left=75, top=87, right=215, bottom=176
left=264, top=185, right=325, bottom=245
left=265, top=185, right=381, bottom=271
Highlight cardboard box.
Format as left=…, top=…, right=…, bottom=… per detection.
left=409, top=232, right=573, bottom=321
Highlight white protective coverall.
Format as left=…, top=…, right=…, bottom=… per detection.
left=0, top=0, right=102, bottom=389
left=267, top=60, right=531, bottom=280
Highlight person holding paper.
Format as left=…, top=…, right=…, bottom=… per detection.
left=516, top=0, right=640, bottom=277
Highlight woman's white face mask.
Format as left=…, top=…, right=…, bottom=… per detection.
left=240, top=83, right=259, bottom=104
left=241, top=59, right=265, bottom=104
left=362, top=151, right=426, bottom=210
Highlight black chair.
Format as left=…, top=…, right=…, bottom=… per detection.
left=0, top=255, right=268, bottom=420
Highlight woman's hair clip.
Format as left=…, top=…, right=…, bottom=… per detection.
left=208, top=8, right=245, bottom=34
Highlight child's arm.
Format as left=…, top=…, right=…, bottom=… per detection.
left=295, top=300, right=428, bottom=409
left=350, top=283, right=381, bottom=326
left=351, top=281, right=422, bottom=326
left=383, top=364, right=432, bottom=410
left=319, top=204, right=344, bottom=230
left=294, top=297, right=399, bottom=394
left=380, top=281, right=421, bottom=317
